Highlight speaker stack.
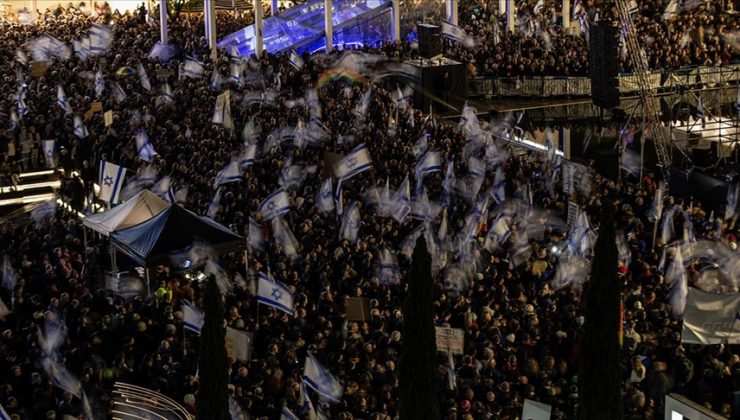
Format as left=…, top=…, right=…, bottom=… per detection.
left=417, top=24, right=442, bottom=59
left=589, top=23, right=620, bottom=109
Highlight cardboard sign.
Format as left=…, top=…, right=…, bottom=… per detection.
left=30, top=61, right=49, bottom=78
left=435, top=327, right=464, bottom=355
left=225, top=327, right=253, bottom=362
left=567, top=201, right=578, bottom=227
left=346, top=297, right=371, bottom=321
left=522, top=399, right=552, bottom=420
left=84, top=109, right=95, bottom=121
left=90, top=102, right=103, bottom=113
left=104, top=111, right=113, bottom=127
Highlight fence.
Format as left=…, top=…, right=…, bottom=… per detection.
left=467, top=65, right=740, bottom=98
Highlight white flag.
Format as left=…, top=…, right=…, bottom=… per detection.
left=340, top=202, right=361, bottom=242
left=135, top=129, right=158, bottom=162
left=681, top=288, right=740, bottom=345
left=74, top=115, right=89, bottom=139
left=257, top=272, right=294, bottom=315
left=137, top=63, right=151, bottom=91
left=42, top=140, right=56, bottom=168
left=181, top=302, right=204, bottom=333
left=317, top=178, right=335, bottom=213
left=303, top=352, right=343, bottom=403
left=98, top=161, right=126, bottom=205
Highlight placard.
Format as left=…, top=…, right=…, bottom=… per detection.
left=346, top=297, right=371, bottom=321
left=522, top=399, right=552, bottom=420
left=30, top=61, right=49, bottom=78
left=90, top=102, right=103, bottom=112
left=225, top=327, right=253, bottom=362
left=435, top=327, right=464, bottom=355
left=84, top=109, right=95, bottom=121
left=567, top=201, right=578, bottom=227
left=104, top=111, right=113, bottom=127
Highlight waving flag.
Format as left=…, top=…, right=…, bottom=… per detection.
left=303, top=352, right=343, bottom=403
left=726, top=183, right=738, bottom=221
left=260, top=189, right=291, bottom=221
left=317, top=178, right=335, bottom=213
left=74, top=115, right=89, bottom=138
left=411, top=186, right=441, bottom=221
left=391, top=176, right=411, bottom=223
left=289, top=50, right=305, bottom=70
left=440, top=21, right=475, bottom=48
left=207, top=188, right=222, bottom=219
left=215, top=160, right=242, bottom=187
left=89, top=23, right=113, bottom=55
left=281, top=406, right=300, bottom=420
left=135, top=129, right=158, bottom=161
left=334, top=144, right=373, bottom=180
left=56, top=86, right=72, bottom=114
left=137, top=63, right=151, bottom=91
left=112, top=82, right=127, bottom=104
left=74, top=38, right=91, bottom=60
left=42, top=140, right=56, bottom=168
left=667, top=246, right=688, bottom=318
left=95, top=68, right=105, bottom=98
left=696, top=95, right=705, bottom=118
left=239, top=144, right=258, bottom=167
left=273, top=217, right=300, bottom=259
left=248, top=217, right=264, bottom=251
left=340, top=202, right=362, bottom=242
left=377, top=248, right=400, bottom=285
left=98, top=161, right=126, bottom=205
left=182, top=58, right=205, bottom=78
left=16, top=87, right=28, bottom=118
left=257, top=272, right=294, bottom=315
left=416, top=150, right=442, bottom=178
left=492, top=167, right=506, bottom=203
left=181, top=302, right=204, bottom=333
left=413, top=134, right=429, bottom=158
left=442, top=161, right=456, bottom=205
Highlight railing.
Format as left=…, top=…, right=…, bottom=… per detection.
left=467, top=65, right=740, bottom=98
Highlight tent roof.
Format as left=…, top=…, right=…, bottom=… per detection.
left=83, top=190, right=169, bottom=236
left=109, top=205, right=244, bottom=267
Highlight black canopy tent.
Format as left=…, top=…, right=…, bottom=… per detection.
left=110, top=204, right=244, bottom=267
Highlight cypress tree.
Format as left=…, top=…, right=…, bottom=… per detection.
left=197, top=276, right=230, bottom=420
left=578, top=205, right=623, bottom=420
left=399, top=237, right=440, bottom=420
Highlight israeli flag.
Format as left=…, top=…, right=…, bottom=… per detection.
left=411, top=186, right=441, bottom=221
left=697, top=95, right=704, bottom=118
left=182, top=58, right=205, bottom=79
left=94, top=68, right=105, bottom=98
left=415, top=150, right=442, bottom=183
left=391, top=176, right=411, bottom=223
left=74, top=38, right=91, bottom=61
left=42, top=140, right=56, bottom=168
left=16, top=87, right=28, bottom=118
left=98, top=161, right=126, bottom=205
left=303, top=352, right=344, bottom=403
left=138, top=63, right=151, bottom=91
left=334, top=144, right=373, bottom=180
left=159, top=83, right=175, bottom=107
left=281, top=406, right=300, bottom=420
left=89, top=23, right=113, bottom=55
left=56, top=86, right=72, bottom=114
left=207, top=188, right=222, bottom=219
left=492, top=167, right=506, bottom=203
left=74, top=115, right=89, bottom=138
left=273, top=217, right=300, bottom=259
left=440, top=21, right=475, bottom=48
left=442, top=161, right=456, bottom=205
left=413, top=134, right=428, bottom=158
left=289, top=50, right=304, bottom=70
left=135, top=129, right=158, bottom=161
left=299, top=382, right=317, bottom=419
left=248, top=217, right=264, bottom=251
left=317, top=178, right=335, bottom=213
left=215, top=160, right=242, bottom=187
left=340, top=202, right=362, bottom=242
left=239, top=144, right=258, bottom=167
left=257, top=272, right=294, bottom=315
left=726, top=183, right=739, bottom=221
left=181, top=302, right=204, bottom=334
left=0, top=402, right=10, bottom=420
left=378, top=248, right=399, bottom=285
left=259, top=188, right=291, bottom=221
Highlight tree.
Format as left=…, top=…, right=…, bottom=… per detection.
left=399, top=237, right=440, bottom=420
left=197, top=276, right=230, bottom=420
left=165, top=0, right=187, bottom=20
left=578, top=205, right=623, bottom=420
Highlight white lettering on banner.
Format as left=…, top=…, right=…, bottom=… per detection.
left=435, top=327, right=464, bottom=355
left=567, top=202, right=578, bottom=227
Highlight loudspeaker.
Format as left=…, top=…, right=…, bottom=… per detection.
left=417, top=24, right=442, bottom=58
left=415, top=61, right=467, bottom=112
left=589, top=23, right=620, bottom=109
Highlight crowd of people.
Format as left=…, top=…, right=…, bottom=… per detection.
left=0, top=2, right=740, bottom=420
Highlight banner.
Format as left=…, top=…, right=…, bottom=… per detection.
left=681, top=288, right=740, bottom=345
left=567, top=201, right=578, bottom=226
left=435, top=327, right=464, bottom=355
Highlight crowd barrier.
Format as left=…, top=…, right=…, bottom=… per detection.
left=467, top=65, right=740, bottom=98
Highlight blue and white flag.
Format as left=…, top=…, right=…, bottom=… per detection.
left=442, top=161, right=456, bottom=205
left=413, top=134, right=429, bottom=158
left=416, top=150, right=442, bottom=178
left=289, top=50, right=305, bottom=70
left=334, top=144, right=373, bottom=180
left=0, top=402, right=10, bottom=420
left=16, top=87, right=28, bottom=118
left=135, top=129, right=158, bottom=161
left=182, top=58, right=205, bottom=78
left=317, top=178, right=335, bottom=213
left=299, top=381, right=317, bottom=419
left=74, top=115, right=89, bottom=138
left=42, top=140, right=56, bottom=168
left=137, top=63, right=151, bottom=91
left=667, top=246, right=688, bottom=317
left=303, top=352, right=344, bottom=403
left=281, top=406, right=300, bottom=420
left=181, top=302, right=204, bottom=333
left=74, top=38, right=91, bottom=61
left=257, top=272, right=294, bottom=315
left=215, top=160, right=242, bottom=187
left=391, top=176, right=412, bottom=223
left=340, top=202, right=362, bottom=242
left=440, top=21, right=475, bottom=48
left=94, top=68, right=105, bottom=98
left=273, top=217, right=300, bottom=259
left=411, top=186, right=441, bottom=221
left=260, top=189, right=291, bottom=221
left=248, top=217, right=264, bottom=251
left=98, top=161, right=126, bottom=205
left=726, top=183, right=739, bottom=221
left=377, top=248, right=400, bottom=285
left=211, top=69, right=223, bottom=92
left=89, top=23, right=113, bottom=55
left=492, top=167, right=506, bottom=203
left=56, top=86, right=72, bottom=114
left=239, top=144, right=258, bottom=167
left=207, top=188, right=222, bottom=219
